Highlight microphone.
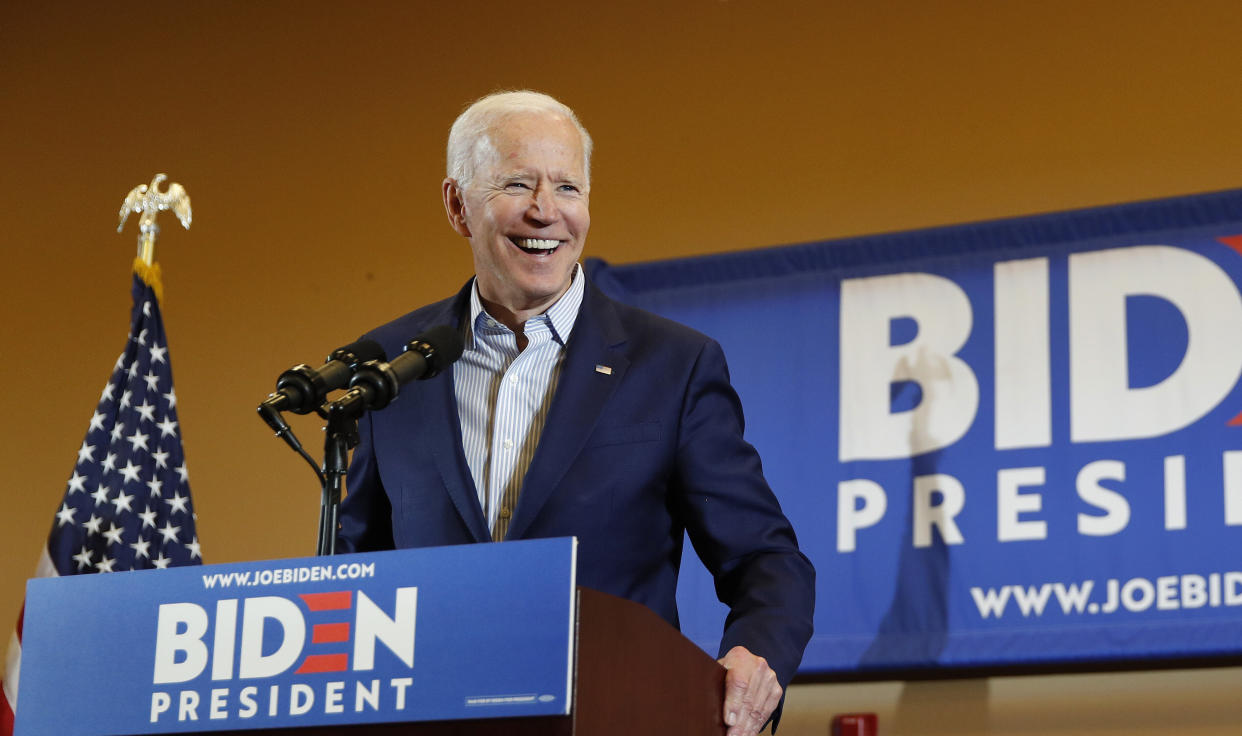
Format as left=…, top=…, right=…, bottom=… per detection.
left=260, top=338, right=387, bottom=424
left=340, top=325, right=464, bottom=412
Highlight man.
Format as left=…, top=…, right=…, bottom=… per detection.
left=338, top=91, right=814, bottom=735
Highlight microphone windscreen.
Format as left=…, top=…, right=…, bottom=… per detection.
left=410, top=324, right=464, bottom=376
left=328, top=338, right=387, bottom=366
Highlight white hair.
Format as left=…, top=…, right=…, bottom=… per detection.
left=446, top=90, right=593, bottom=188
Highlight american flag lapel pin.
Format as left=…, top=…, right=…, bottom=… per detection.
left=595, top=364, right=613, bottom=375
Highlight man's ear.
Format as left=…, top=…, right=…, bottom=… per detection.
left=442, top=178, right=472, bottom=237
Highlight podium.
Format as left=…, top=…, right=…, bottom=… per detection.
left=205, top=588, right=726, bottom=736
left=16, top=539, right=725, bottom=736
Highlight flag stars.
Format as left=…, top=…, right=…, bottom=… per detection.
left=157, top=521, right=181, bottom=543
left=103, top=523, right=124, bottom=546
left=136, top=400, right=156, bottom=423
left=89, top=410, right=106, bottom=433
left=146, top=477, right=164, bottom=497
left=130, top=537, right=151, bottom=559
left=77, top=441, right=96, bottom=465
left=143, top=371, right=161, bottom=392
left=100, top=383, right=116, bottom=402
left=136, top=328, right=148, bottom=346
left=175, top=463, right=189, bottom=484
left=126, top=430, right=150, bottom=453
left=90, top=484, right=111, bottom=507
left=142, top=301, right=152, bottom=317
left=164, top=387, right=177, bottom=409
left=73, top=546, right=94, bottom=571
left=151, top=449, right=170, bottom=469
left=128, top=362, right=140, bottom=379
left=110, top=422, right=127, bottom=442
left=95, top=556, right=116, bottom=573
left=111, top=490, right=135, bottom=514
left=67, top=470, right=87, bottom=494
left=157, top=417, right=178, bottom=438
left=120, top=460, right=143, bottom=484
left=186, top=536, right=201, bottom=560
left=121, top=459, right=143, bottom=481
left=138, top=506, right=158, bottom=529
left=167, top=491, right=190, bottom=515
left=120, top=389, right=133, bottom=409
left=83, top=514, right=104, bottom=535
left=149, top=342, right=167, bottom=364
left=101, top=452, right=119, bottom=473
left=152, top=553, right=172, bottom=569
left=55, top=503, right=77, bottom=527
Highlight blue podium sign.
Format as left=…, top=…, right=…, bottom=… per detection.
left=16, top=537, right=577, bottom=735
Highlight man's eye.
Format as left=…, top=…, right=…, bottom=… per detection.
left=558, top=184, right=580, bottom=193
left=505, top=182, right=530, bottom=190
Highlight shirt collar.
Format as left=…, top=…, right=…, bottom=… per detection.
left=466, top=263, right=584, bottom=348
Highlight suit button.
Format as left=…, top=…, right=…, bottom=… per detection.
left=499, top=507, right=511, bottom=519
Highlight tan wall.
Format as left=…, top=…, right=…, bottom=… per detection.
left=3, top=2, right=1240, bottom=733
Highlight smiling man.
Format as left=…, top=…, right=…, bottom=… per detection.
left=338, top=91, right=815, bottom=735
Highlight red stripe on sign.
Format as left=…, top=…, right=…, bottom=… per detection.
left=296, top=654, right=349, bottom=674
left=1228, top=409, right=1242, bottom=426
left=312, top=623, right=350, bottom=644
left=1217, top=235, right=1242, bottom=257
left=300, top=591, right=352, bottom=611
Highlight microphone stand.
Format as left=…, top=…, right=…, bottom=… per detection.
left=318, top=397, right=364, bottom=556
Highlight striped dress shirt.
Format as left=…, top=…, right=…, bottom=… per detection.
left=453, top=265, right=585, bottom=541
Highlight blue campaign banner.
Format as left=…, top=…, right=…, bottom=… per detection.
left=16, top=537, right=577, bottom=735
left=587, top=189, right=1242, bottom=675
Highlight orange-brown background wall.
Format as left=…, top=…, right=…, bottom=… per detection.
left=3, top=3, right=1240, bottom=734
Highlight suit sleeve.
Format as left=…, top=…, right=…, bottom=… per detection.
left=338, top=409, right=396, bottom=553
left=673, top=337, right=816, bottom=692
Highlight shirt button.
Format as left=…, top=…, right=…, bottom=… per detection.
left=502, top=438, right=513, bottom=450
left=509, top=375, right=518, bottom=384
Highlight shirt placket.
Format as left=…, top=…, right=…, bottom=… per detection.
left=487, top=322, right=551, bottom=540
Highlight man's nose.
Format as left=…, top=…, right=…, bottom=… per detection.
left=527, top=186, right=561, bottom=224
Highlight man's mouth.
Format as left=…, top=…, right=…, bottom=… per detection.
left=511, top=237, right=561, bottom=255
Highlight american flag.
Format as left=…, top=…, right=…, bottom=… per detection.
left=1, top=262, right=202, bottom=733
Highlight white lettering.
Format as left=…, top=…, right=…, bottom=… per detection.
left=1069, top=245, right=1242, bottom=443
left=1165, top=455, right=1187, bottom=530
left=289, top=683, right=314, bottom=716
left=997, top=467, right=1046, bottom=541
left=837, top=479, right=887, bottom=553
left=238, top=686, right=258, bottom=718
left=325, top=681, right=345, bottom=714
left=994, top=257, right=1052, bottom=449
left=839, top=273, right=979, bottom=460
left=353, top=588, right=418, bottom=670
left=1077, top=460, right=1129, bottom=536
left=913, top=474, right=965, bottom=547
left=153, top=603, right=209, bottom=684
left=150, top=692, right=171, bottom=723
left=238, top=597, right=306, bottom=679
left=212, top=599, right=238, bottom=680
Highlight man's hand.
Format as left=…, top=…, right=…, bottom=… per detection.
left=718, top=645, right=781, bottom=736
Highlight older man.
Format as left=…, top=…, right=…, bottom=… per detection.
left=338, top=91, right=814, bottom=735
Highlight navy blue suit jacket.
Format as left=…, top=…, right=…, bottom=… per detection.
left=338, top=278, right=815, bottom=689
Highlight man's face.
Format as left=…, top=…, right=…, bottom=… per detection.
left=445, top=112, right=590, bottom=323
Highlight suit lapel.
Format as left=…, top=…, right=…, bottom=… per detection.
left=505, top=283, right=629, bottom=540
left=422, top=366, right=491, bottom=542
left=404, top=284, right=491, bottom=543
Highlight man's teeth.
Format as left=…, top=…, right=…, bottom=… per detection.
left=513, top=238, right=560, bottom=251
